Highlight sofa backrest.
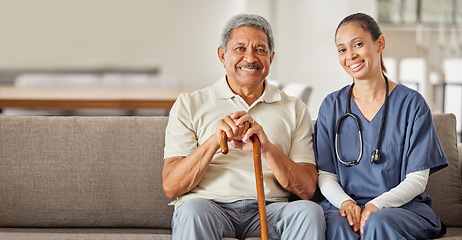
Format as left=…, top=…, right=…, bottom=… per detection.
left=0, top=116, right=173, bottom=228
left=0, top=114, right=461, bottom=228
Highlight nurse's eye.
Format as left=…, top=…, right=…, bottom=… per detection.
left=354, top=42, right=363, bottom=48
left=338, top=48, right=346, bottom=54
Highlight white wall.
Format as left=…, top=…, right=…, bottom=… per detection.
left=271, top=1, right=351, bottom=116
left=0, top=0, right=377, bottom=118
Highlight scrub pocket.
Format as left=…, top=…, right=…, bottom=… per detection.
left=383, top=144, right=405, bottom=188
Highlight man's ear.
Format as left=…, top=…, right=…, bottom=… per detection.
left=269, top=51, right=275, bottom=64
left=218, top=47, right=226, bottom=66
left=377, top=35, right=385, bottom=53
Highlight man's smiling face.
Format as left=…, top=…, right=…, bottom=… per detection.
left=218, top=26, right=274, bottom=88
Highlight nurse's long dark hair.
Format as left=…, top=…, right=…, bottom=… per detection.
left=335, top=13, right=388, bottom=77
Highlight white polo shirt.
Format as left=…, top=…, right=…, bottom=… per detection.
left=164, top=77, right=315, bottom=208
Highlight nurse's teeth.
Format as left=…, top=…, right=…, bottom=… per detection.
left=350, top=62, right=362, bottom=68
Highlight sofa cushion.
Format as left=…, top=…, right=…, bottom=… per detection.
left=0, top=116, right=173, bottom=228
left=0, top=228, right=172, bottom=240
left=426, top=113, right=462, bottom=227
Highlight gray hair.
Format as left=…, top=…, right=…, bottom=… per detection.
left=220, top=14, right=274, bottom=54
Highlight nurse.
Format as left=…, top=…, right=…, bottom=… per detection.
left=315, top=13, right=448, bottom=239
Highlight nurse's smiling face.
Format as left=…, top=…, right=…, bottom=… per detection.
left=335, top=22, right=385, bottom=81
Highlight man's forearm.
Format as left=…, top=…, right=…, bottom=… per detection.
left=162, top=136, right=220, bottom=199
left=262, top=143, right=318, bottom=200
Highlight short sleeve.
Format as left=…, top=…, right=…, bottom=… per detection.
left=163, top=93, right=198, bottom=159
left=405, top=107, right=448, bottom=175
left=314, top=98, right=337, bottom=174
left=288, top=102, right=316, bottom=165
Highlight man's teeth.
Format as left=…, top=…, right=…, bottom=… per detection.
left=350, top=62, right=362, bottom=69
left=240, top=67, right=257, bottom=71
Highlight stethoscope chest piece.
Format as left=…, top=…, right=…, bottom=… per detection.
left=371, top=149, right=380, bottom=164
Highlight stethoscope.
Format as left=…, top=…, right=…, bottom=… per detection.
left=335, top=77, right=389, bottom=167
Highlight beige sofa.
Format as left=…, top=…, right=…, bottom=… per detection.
left=0, top=114, right=461, bottom=239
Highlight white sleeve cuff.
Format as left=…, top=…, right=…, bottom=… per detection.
left=367, top=169, right=429, bottom=209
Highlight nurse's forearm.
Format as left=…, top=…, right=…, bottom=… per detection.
left=262, top=142, right=318, bottom=200
left=367, top=169, right=429, bottom=209
left=318, top=170, right=354, bottom=209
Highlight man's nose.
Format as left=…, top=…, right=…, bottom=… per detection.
left=244, top=49, right=257, bottom=62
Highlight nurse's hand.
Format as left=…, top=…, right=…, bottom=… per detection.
left=339, top=200, right=361, bottom=232
left=359, top=203, right=379, bottom=237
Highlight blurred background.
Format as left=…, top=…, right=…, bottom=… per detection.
left=0, top=0, right=461, bottom=136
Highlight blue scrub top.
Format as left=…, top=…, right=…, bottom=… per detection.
left=315, top=84, right=448, bottom=209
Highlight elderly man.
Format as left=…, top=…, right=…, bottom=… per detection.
left=162, top=14, right=325, bottom=240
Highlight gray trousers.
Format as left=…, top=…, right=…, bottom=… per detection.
left=172, top=198, right=326, bottom=240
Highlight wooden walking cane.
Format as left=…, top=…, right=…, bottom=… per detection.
left=220, top=131, right=269, bottom=240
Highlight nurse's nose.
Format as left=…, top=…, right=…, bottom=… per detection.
left=347, top=51, right=358, bottom=60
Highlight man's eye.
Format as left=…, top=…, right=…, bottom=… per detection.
left=256, top=48, right=267, bottom=53
left=235, top=47, right=245, bottom=51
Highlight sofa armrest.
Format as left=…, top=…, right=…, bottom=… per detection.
left=459, top=143, right=462, bottom=178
